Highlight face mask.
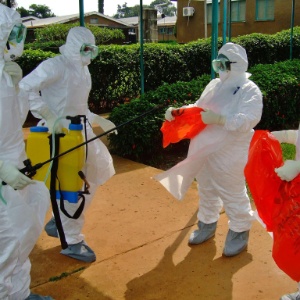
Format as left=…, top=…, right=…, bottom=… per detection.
left=219, top=70, right=230, bottom=82
left=4, top=40, right=24, bottom=61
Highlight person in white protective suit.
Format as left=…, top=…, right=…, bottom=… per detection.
left=19, top=26, right=116, bottom=263
left=0, top=4, right=53, bottom=300
left=159, top=42, right=263, bottom=256
left=272, top=126, right=300, bottom=300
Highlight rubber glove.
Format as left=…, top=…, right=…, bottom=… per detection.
left=39, top=106, right=62, bottom=134
left=0, top=161, right=34, bottom=190
left=201, top=109, right=226, bottom=125
left=91, top=114, right=118, bottom=135
left=275, top=160, right=300, bottom=182
left=271, top=130, right=298, bottom=145
left=4, top=61, right=22, bottom=86
left=165, top=107, right=175, bottom=121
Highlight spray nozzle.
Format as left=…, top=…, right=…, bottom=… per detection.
left=66, top=115, right=81, bottom=124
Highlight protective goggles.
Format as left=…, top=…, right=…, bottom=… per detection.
left=80, top=43, right=99, bottom=59
left=8, top=24, right=27, bottom=43
left=212, top=54, right=236, bottom=73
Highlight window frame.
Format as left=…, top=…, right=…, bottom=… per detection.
left=255, top=0, right=275, bottom=21
left=231, top=0, right=246, bottom=23
left=206, top=0, right=220, bottom=25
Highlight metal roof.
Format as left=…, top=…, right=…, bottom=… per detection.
left=22, top=11, right=131, bottom=28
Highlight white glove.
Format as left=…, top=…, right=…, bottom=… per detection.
left=0, top=161, right=34, bottom=190
left=271, top=130, right=298, bottom=145
left=275, top=160, right=300, bottom=182
left=4, top=61, right=23, bottom=86
left=201, top=109, right=226, bottom=125
left=92, top=114, right=117, bottom=135
left=39, top=106, right=62, bottom=134
left=165, top=107, right=175, bottom=121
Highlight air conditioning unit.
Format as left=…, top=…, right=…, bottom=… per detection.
left=183, top=7, right=195, bottom=17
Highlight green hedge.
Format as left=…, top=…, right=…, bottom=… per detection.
left=108, top=60, right=300, bottom=165
left=18, top=26, right=300, bottom=112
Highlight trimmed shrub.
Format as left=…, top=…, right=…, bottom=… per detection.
left=20, top=26, right=300, bottom=112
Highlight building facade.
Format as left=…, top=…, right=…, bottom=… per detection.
left=176, top=0, right=300, bottom=43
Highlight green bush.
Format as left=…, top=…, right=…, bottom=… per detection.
left=33, top=23, right=125, bottom=45
left=108, top=75, right=210, bottom=165
left=20, top=26, right=300, bottom=112
left=17, top=49, right=56, bottom=77
left=251, top=60, right=300, bottom=130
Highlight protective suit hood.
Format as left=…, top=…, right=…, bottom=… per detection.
left=0, top=4, right=22, bottom=62
left=59, top=26, right=95, bottom=66
left=218, top=42, right=248, bottom=73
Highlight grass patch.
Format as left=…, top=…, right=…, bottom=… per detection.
left=49, top=267, right=86, bottom=282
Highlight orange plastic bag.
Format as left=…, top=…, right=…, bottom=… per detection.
left=161, top=107, right=207, bottom=148
left=244, top=130, right=283, bottom=231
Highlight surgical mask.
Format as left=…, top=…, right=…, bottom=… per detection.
left=81, top=55, right=91, bottom=66
left=219, top=70, right=230, bottom=82
left=80, top=43, right=99, bottom=60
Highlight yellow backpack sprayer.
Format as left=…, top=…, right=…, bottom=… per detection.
left=7, top=103, right=165, bottom=249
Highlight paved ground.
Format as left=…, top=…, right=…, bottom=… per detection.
left=23, top=127, right=296, bottom=300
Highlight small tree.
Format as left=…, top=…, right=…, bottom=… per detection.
left=17, top=4, right=55, bottom=18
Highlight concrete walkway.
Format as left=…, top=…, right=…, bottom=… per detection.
left=24, top=128, right=295, bottom=300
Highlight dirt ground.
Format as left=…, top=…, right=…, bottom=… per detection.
left=22, top=127, right=297, bottom=300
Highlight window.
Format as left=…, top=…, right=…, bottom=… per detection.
left=207, top=0, right=220, bottom=24
left=256, top=0, right=274, bottom=21
left=90, top=18, right=99, bottom=24
left=231, top=0, right=246, bottom=22
left=159, top=27, right=174, bottom=35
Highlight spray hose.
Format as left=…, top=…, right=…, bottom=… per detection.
left=20, top=102, right=166, bottom=178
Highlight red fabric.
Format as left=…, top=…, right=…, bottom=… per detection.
left=161, top=107, right=207, bottom=148
left=245, top=130, right=300, bottom=281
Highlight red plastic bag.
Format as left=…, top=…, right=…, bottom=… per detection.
left=272, top=175, right=300, bottom=281
left=245, top=130, right=300, bottom=281
left=245, top=130, right=283, bottom=231
left=161, top=107, right=207, bottom=148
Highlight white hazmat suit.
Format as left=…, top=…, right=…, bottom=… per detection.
left=0, top=4, right=51, bottom=300
left=19, top=27, right=115, bottom=262
left=157, top=43, right=263, bottom=256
